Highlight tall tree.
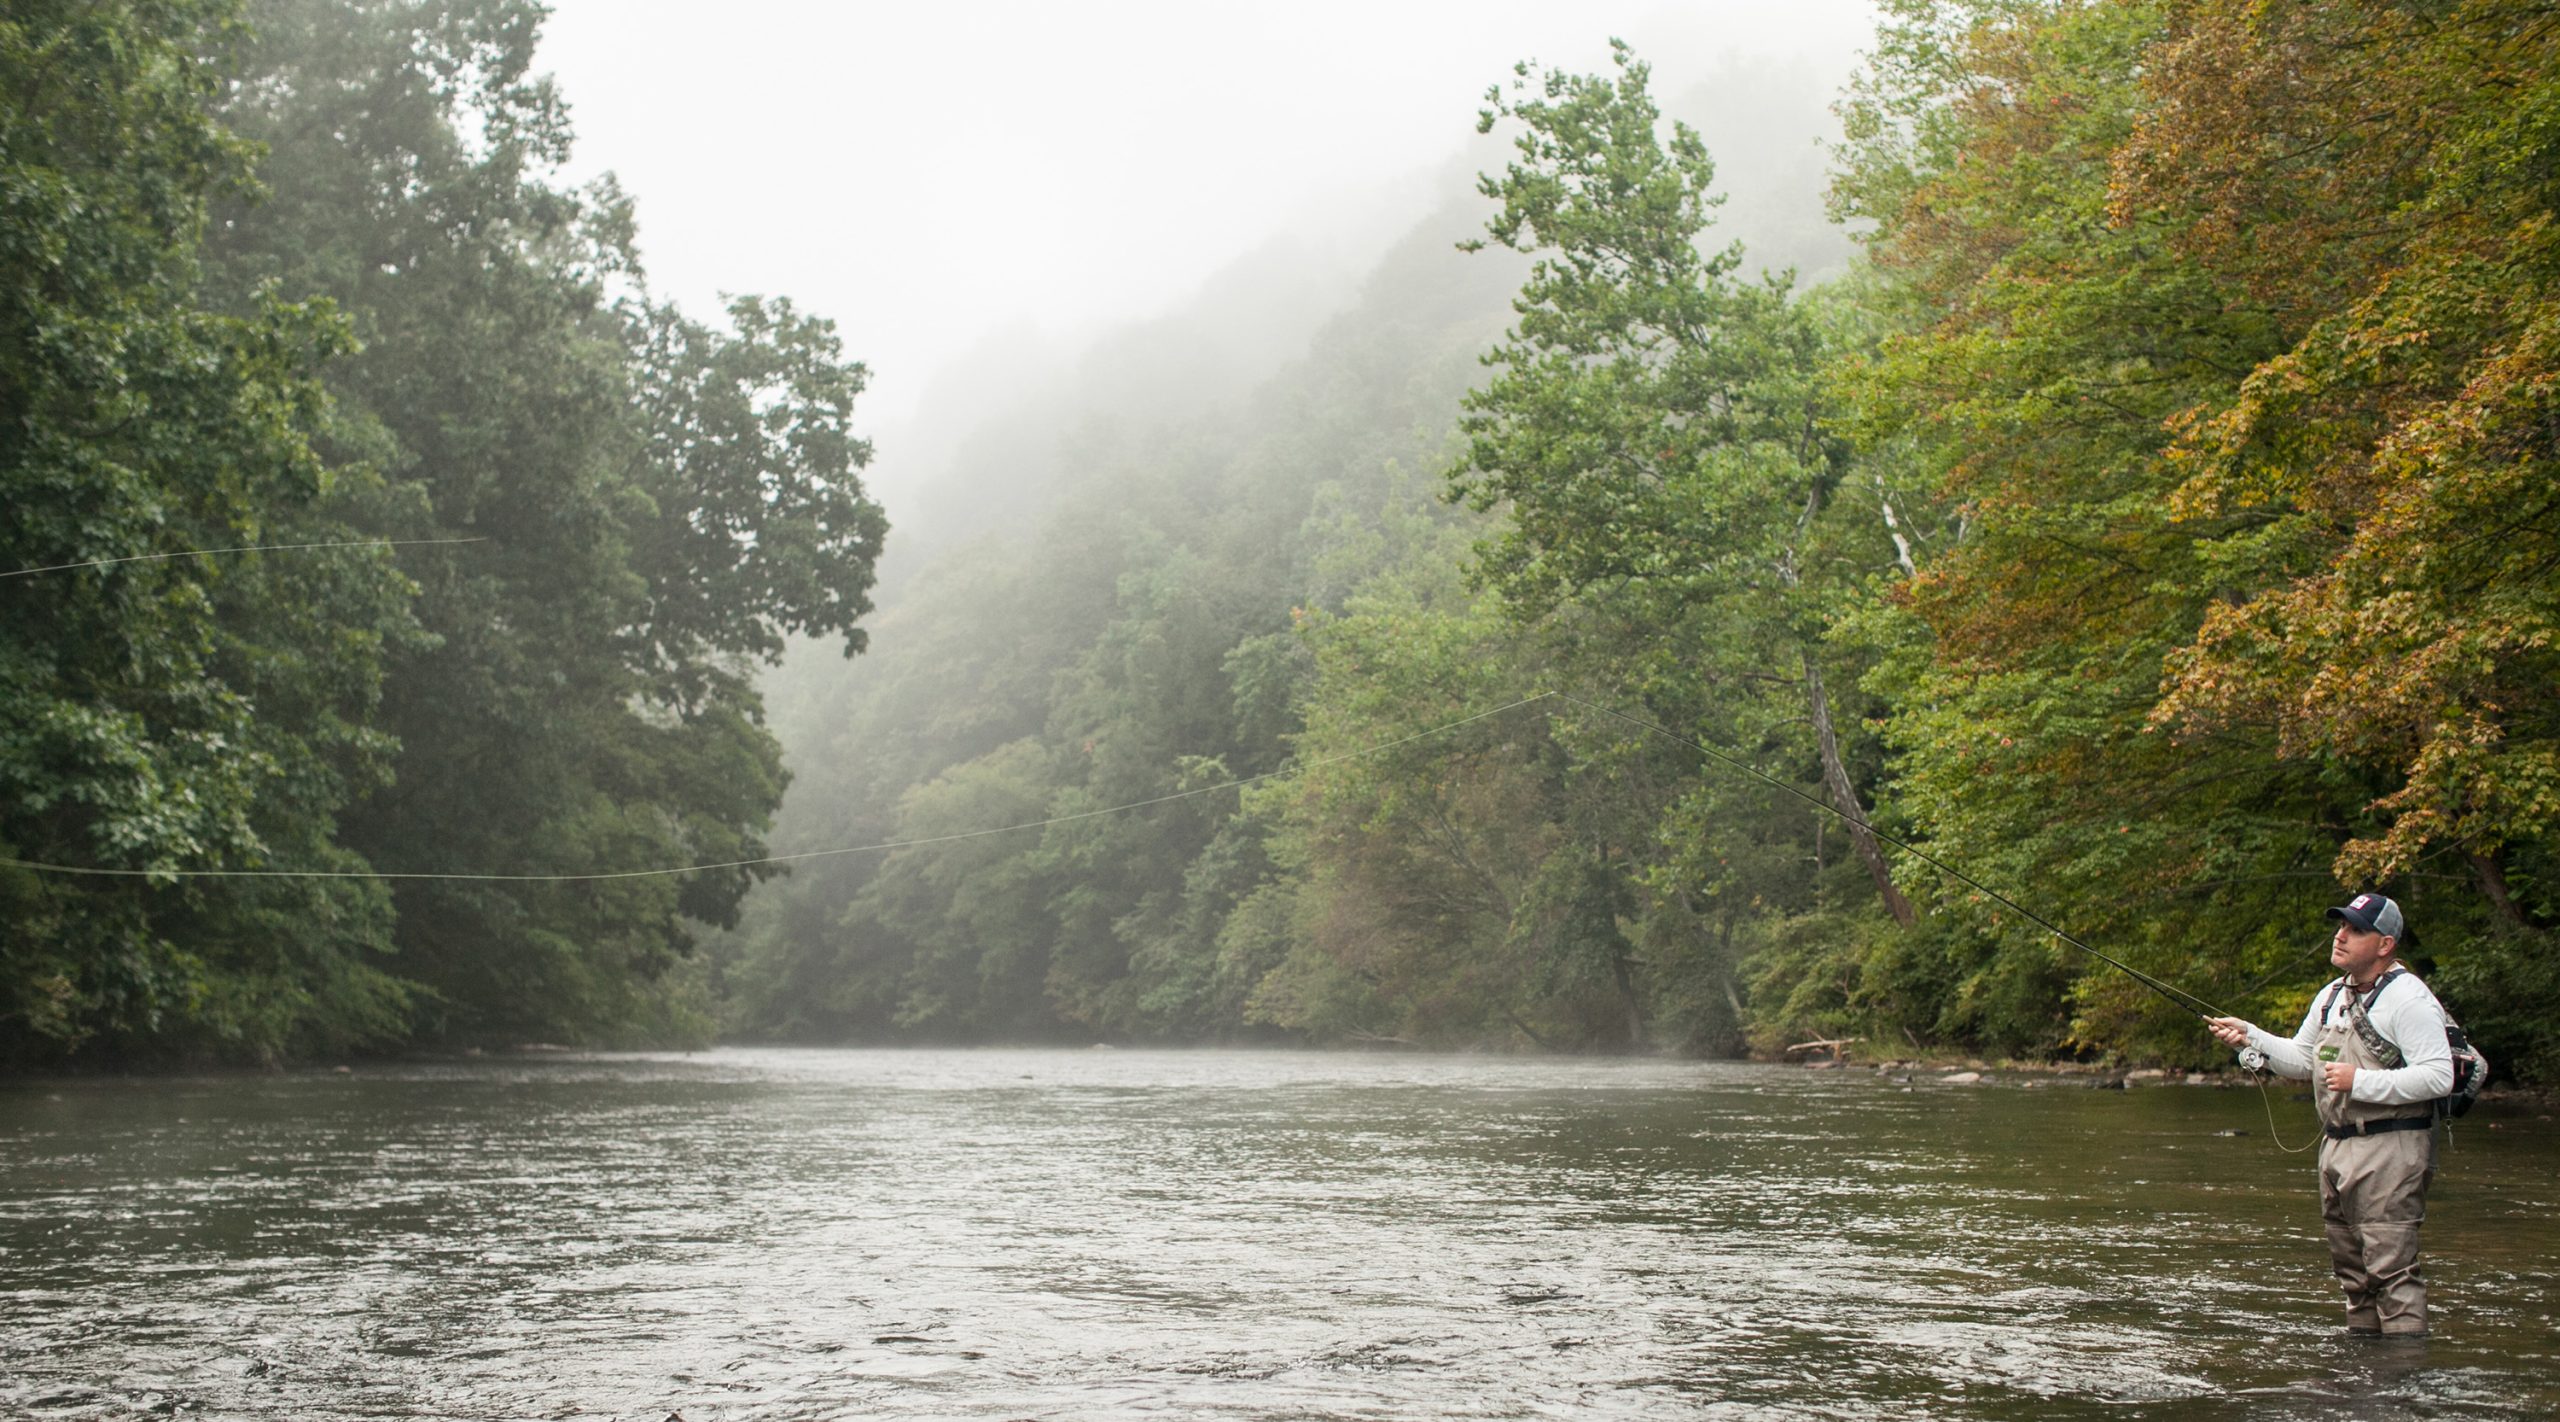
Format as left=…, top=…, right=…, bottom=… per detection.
left=2, top=0, right=419, bottom=1061
left=1836, top=0, right=2560, bottom=1070
left=199, top=0, right=885, bottom=1044
left=2120, top=0, right=2560, bottom=1068
left=1457, top=44, right=1926, bottom=927
left=1447, top=45, right=1939, bottom=1055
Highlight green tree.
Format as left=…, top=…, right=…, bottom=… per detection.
left=1446, top=44, right=1946, bottom=1049
left=2, top=0, right=419, bottom=1062
left=2117, top=0, right=2560, bottom=1070
left=1256, top=535, right=1667, bottom=1050
left=198, top=0, right=884, bottom=1045
left=717, top=198, right=1526, bottom=1045
left=1835, top=0, right=2560, bottom=1072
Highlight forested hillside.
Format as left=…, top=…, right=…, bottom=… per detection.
left=722, top=1, right=2560, bottom=1079
left=708, top=56, right=1857, bottom=1052
left=8, top=0, right=2553, bottom=1077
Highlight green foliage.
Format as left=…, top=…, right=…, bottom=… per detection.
left=1447, top=42, right=1941, bottom=1042
left=1826, top=0, right=2299, bottom=1060
left=732, top=11, right=2560, bottom=1076
left=716, top=201, right=1534, bottom=1046
left=1, top=0, right=417, bottom=1062
left=1839, top=0, right=2560, bottom=1074
left=1257, top=547, right=1591, bottom=1047
left=179, top=0, right=885, bottom=1049
left=4, top=0, right=881, bottom=1063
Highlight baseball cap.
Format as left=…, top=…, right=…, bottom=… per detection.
left=2327, top=892, right=2405, bottom=940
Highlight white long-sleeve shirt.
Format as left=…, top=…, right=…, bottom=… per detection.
left=2242, top=971, right=2455, bottom=1106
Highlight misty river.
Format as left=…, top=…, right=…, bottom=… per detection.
left=5, top=1050, right=2557, bottom=1421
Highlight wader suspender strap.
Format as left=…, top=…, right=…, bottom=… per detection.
left=2337, top=969, right=2408, bottom=1069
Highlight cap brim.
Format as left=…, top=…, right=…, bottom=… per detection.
left=2326, top=905, right=2380, bottom=932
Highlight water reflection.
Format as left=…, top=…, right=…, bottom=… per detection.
left=2, top=1050, right=2554, bottom=1420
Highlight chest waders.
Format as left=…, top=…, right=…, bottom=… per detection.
left=2313, top=970, right=2436, bottom=1336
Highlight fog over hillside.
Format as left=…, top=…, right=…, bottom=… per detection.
left=539, top=1, right=1878, bottom=423
left=857, top=53, right=1855, bottom=572
left=715, top=45, right=1862, bottom=1044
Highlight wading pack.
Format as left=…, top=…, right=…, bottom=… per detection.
left=2318, top=969, right=2490, bottom=1119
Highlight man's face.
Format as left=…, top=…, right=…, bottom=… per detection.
left=2331, top=922, right=2396, bottom=982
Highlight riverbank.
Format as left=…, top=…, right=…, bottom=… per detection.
left=1785, top=1051, right=2560, bottom=1116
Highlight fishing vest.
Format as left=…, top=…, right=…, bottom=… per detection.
left=2312, top=969, right=2442, bottom=1135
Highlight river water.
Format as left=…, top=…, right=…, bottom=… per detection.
left=3, top=1049, right=2555, bottom=1420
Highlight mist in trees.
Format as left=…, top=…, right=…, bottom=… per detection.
left=709, top=51, right=1891, bottom=1054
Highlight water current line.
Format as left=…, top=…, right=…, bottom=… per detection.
left=0, top=536, right=485, bottom=579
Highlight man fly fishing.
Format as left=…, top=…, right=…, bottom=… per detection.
left=2206, top=894, right=2453, bottom=1338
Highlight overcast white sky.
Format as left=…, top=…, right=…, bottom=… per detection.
left=541, top=0, right=1882, bottom=426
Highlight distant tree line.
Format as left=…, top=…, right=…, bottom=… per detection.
left=722, top=0, right=2559, bottom=1080
left=3, top=0, right=883, bottom=1064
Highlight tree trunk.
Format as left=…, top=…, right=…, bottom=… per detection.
left=1716, top=906, right=1747, bottom=1026
left=1611, top=942, right=1646, bottom=1048
left=1803, top=651, right=1916, bottom=927
left=2468, top=848, right=2534, bottom=930
left=1876, top=479, right=1918, bottom=577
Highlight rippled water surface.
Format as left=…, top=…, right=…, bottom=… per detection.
left=5, top=1049, right=2557, bottom=1420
